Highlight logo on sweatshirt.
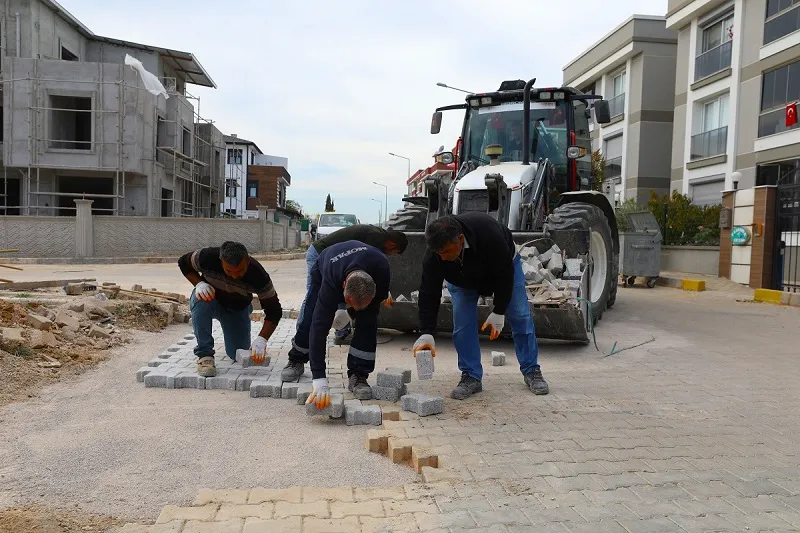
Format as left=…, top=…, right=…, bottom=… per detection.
left=330, top=246, right=368, bottom=263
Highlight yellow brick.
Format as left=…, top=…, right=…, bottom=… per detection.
left=156, top=505, right=217, bottom=524
left=381, top=407, right=401, bottom=421
left=382, top=420, right=420, bottom=431
left=681, top=279, right=706, bottom=291
left=193, top=488, right=249, bottom=505
left=302, top=487, right=354, bottom=502
left=303, top=516, right=360, bottom=532
left=330, top=500, right=385, bottom=518
left=384, top=498, right=438, bottom=516
left=182, top=518, right=243, bottom=533
left=365, top=429, right=390, bottom=454
left=215, top=503, right=273, bottom=520
left=387, top=437, right=414, bottom=464
left=411, top=447, right=439, bottom=473
left=360, top=514, right=418, bottom=533
left=248, top=486, right=302, bottom=504
left=420, top=466, right=465, bottom=483
left=243, top=516, right=302, bottom=533
left=273, top=500, right=329, bottom=519
left=754, top=288, right=782, bottom=303
left=353, top=486, right=407, bottom=501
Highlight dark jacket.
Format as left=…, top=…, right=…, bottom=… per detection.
left=418, top=213, right=515, bottom=335
left=312, top=224, right=389, bottom=254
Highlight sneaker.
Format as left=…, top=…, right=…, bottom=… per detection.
left=524, top=368, right=549, bottom=395
left=280, top=360, right=305, bottom=382
left=451, top=372, right=482, bottom=400
left=196, top=356, right=216, bottom=377
left=348, top=374, right=372, bottom=400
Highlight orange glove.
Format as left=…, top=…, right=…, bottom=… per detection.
left=412, top=334, right=435, bottom=357
left=382, top=294, right=394, bottom=308
left=481, top=313, right=504, bottom=340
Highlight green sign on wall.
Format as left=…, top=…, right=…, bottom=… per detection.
left=731, top=225, right=751, bottom=246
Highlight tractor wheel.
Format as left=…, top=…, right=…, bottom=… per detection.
left=545, top=202, right=615, bottom=324
left=607, top=250, right=620, bottom=308
left=386, top=205, right=428, bottom=231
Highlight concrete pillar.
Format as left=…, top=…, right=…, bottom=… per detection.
left=749, top=186, right=777, bottom=289
left=719, top=190, right=734, bottom=280
left=74, top=199, right=95, bottom=258
left=257, top=205, right=269, bottom=252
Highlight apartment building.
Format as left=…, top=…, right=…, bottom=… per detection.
left=563, top=16, right=678, bottom=205
left=222, top=135, right=291, bottom=219
left=669, top=0, right=800, bottom=202
left=0, top=0, right=225, bottom=217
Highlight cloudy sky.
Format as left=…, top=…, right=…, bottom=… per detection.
left=65, top=0, right=666, bottom=223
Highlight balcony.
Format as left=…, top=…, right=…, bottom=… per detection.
left=608, top=93, right=625, bottom=119
left=695, top=41, right=732, bottom=81
left=690, top=126, right=728, bottom=160
left=758, top=107, right=800, bottom=137
left=765, top=4, right=800, bottom=45
left=605, top=156, right=622, bottom=179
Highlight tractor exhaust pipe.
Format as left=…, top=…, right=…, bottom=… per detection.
left=522, top=78, right=536, bottom=166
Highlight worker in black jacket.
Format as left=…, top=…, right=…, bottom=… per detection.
left=413, top=213, right=549, bottom=399
left=284, top=240, right=391, bottom=405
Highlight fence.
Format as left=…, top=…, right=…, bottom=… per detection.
left=0, top=201, right=300, bottom=259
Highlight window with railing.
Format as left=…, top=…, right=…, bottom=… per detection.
left=608, top=93, right=625, bottom=118
left=696, top=40, right=733, bottom=80
left=604, top=135, right=623, bottom=179
left=765, top=0, right=800, bottom=45
left=759, top=59, right=800, bottom=136
left=605, top=156, right=622, bottom=178
left=691, top=94, right=729, bottom=159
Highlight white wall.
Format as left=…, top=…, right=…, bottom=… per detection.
left=223, top=143, right=260, bottom=214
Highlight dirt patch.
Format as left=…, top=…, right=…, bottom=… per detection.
left=112, top=302, right=169, bottom=332
left=0, top=506, right=122, bottom=533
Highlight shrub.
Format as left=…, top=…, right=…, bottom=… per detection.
left=615, top=191, right=722, bottom=246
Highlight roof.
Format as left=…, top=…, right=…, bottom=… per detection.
left=563, top=14, right=667, bottom=70
left=40, top=0, right=216, bottom=88
left=224, top=135, right=264, bottom=155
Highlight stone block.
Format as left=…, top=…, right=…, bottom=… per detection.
left=547, top=252, right=564, bottom=276
left=373, top=385, right=403, bottom=403
left=54, top=310, right=80, bottom=329
left=1, top=327, right=23, bottom=342
left=69, top=303, right=85, bottom=313
left=345, top=403, right=382, bottom=426
left=29, top=330, right=58, bottom=348
left=411, top=447, right=439, bottom=473
left=66, top=283, right=84, bottom=296
left=148, top=358, right=168, bottom=367
left=175, top=372, right=206, bottom=389
left=401, top=392, right=444, bottom=417
left=415, top=350, right=434, bottom=380
left=295, top=383, right=313, bottom=404
left=563, top=258, right=583, bottom=279
left=88, top=325, right=112, bottom=339
left=491, top=351, right=506, bottom=366
left=376, top=371, right=405, bottom=389
left=136, top=366, right=153, bottom=382
left=205, top=375, right=238, bottom=390
left=305, top=393, right=345, bottom=418
left=235, top=374, right=259, bottom=392
left=281, top=382, right=300, bottom=399
left=365, top=429, right=390, bottom=453
left=265, top=376, right=283, bottom=398
left=27, top=313, right=52, bottom=331
left=384, top=367, right=411, bottom=383
left=144, top=371, right=176, bottom=389
left=156, top=303, right=175, bottom=324
left=249, top=380, right=271, bottom=398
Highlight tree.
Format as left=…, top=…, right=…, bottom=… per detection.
left=325, top=194, right=334, bottom=212
left=590, top=150, right=605, bottom=192
left=285, top=199, right=303, bottom=215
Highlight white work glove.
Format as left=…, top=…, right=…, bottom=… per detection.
left=481, top=313, right=505, bottom=340
left=306, top=378, right=330, bottom=410
left=332, top=309, right=351, bottom=330
left=250, top=335, right=268, bottom=364
left=413, top=334, right=436, bottom=357
left=195, top=281, right=215, bottom=302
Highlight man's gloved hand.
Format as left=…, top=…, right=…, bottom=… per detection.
left=306, top=378, right=330, bottom=410
left=332, top=309, right=351, bottom=330
left=250, top=335, right=268, bottom=364
left=481, top=313, right=505, bottom=340
left=195, top=281, right=215, bottom=302
left=382, top=294, right=394, bottom=308
left=413, top=334, right=436, bottom=357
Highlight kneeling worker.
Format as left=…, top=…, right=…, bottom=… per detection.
left=284, top=240, right=390, bottom=403
left=179, top=241, right=282, bottom=377
left=412, top=213, right=549, bottom=399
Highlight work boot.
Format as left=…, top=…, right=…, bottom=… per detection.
left=196, top=356, right=216, bottom=377
left=280, top=360, right=305, bottom=382
left=348, top=374, right=372, bottom=400
left=524, top=368, right=549, bottom=395
left=451, top=372, right=482, bottom=400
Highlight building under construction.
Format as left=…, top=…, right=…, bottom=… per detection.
left=0, top=0, right=225, bottom=217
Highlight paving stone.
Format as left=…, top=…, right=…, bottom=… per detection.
left=136, top=367, right=154, bottom=382
left=345, top=402, right=382, bottom=426
left=306, top=393, right=345, bottom=418
left=377, top=371, right=406, bottom=389
left=205, top=374, right=238, bottom=391
left=384, top=367, right=412, bottom=384
left=193, top=488, right=249, bottom=505
left=265, top=376, right=283, bottom=398
left=491, top=351, right=506, bottom=366
left=401, top=393, right=444, bottom=417
left=27, top=313, right=52, bottom=330
left=281, top=382, right=300, bottom=399
left=30, top=330, right=57, bottom=348
left=248, top=486, right=302, bottom=503
left=273, top=500, right=329, bottom=518
left=295, top=383, right=313, bottom=404
left=182, top=518, right=243, bottom=533
left=174, top=372, right=205, bottom=390
left=242, top=517, right=302, bottom=533
left=144, top=371, right=176, bottom=389
left=249, top=381, right=271, bottom=398
left=373, top=385, right=404, bottom=402
left=155, top=504, right=216, bottom=523
left=235, top=374, right=259, bottom=392
left=214, top=502, right=273, bottom=520
left=303, top=516, right=359, bottom=532
left=414, top=351, right=434, bottom=380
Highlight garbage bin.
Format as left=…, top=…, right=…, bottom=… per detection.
left=618, top=211, right=662, bottom=288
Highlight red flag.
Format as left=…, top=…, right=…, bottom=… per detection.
left=787, top=102, right=798, bottom=127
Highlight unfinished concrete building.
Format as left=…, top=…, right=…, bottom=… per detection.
left=0, top=0, right=225, bottom=217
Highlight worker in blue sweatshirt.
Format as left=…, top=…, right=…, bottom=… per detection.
left=283, top=240, right=391, bottom=406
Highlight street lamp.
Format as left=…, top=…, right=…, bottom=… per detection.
left=436, top=82, right=474, bottom=94
left=388, top=152, right=411, bottom=181
left=371, top=198, right=383, bottom=226
left=373, top=182, right=388, bottom=227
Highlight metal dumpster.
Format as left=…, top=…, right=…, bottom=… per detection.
left=619, top=211, right=662, bottom=288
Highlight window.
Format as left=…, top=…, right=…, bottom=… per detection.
left=696, top=13, right=734, bottom=80
left=247, top=180, right=258, bottom=198
left=572, top=100, right=592, bottom=189
left=609, top=72, right=626, bottom=118
left=250, top=151, right=255, bottom=165
left=765, top=0, right=800, bottom=45
left=604, top=135, right=623, bottom=179
left=49, top=95, right=92, bottom=150
left=227, top=148, right=242, bottom=165
left=60, top=46, right=78, bottom=61
left=759, top=60, right=800, bottom=136
left=689, top=176, right=725, bottom=206
left=691, top=94, right=729, bottom=160
left=226, top=179, right=237, bottom=198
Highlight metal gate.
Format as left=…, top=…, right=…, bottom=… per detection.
left=774, top=181, right=800, bottom=292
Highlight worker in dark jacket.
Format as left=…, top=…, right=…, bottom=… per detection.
left=299, top=225, right=407, bottom=343
left=179, top=241, right=282, bottom=377
left=284, top=240, right=391, bottom=404
left=413, top=213, right=548, bottom=399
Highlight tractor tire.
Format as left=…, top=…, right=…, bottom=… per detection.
left=545, top=202, right=615, bottom=324
left=607, top=251, right=620, bottom=308
left=386, top=205, right=428, bottom=231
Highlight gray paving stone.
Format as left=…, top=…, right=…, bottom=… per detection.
left=157, top=352, right=172, bottom=360
left=491, top=351, right=506, bottom=366
left=144, top=371, right=176, bottom=389
left=148, top=359, right=167, bottom=367
left=295, top=383, right=313, bottom=405
left=384, top=367, right=412, bottom=384
left=281, top=382, right=300, bottom=399
left=373, top=385, right=403, bottom=402
left=249, top=380, right=271, bottom=398
left=401, top=392, right=444, bottom=416
left=264, top=376, right=283, bottom=398
left=376, top=371, right=405, bottom=389
left=136, top=367, right=154, bottom=382
left=415, top=351, right=434, bottom=380
left=305, top=393, right=345, bottom=418
left=174, top=372, right=205, bottom=389
left=205, top=374, right=238, bottom=390
left=235, top=374, right=259, bottom=392
left=345, top=403, right=382, bottom=426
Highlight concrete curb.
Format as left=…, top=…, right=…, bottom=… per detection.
left=754, top=288, right=800, bottom=307
left=656, top=276, right=706, bottom=291
left=0, top=252, right=308, bottom=265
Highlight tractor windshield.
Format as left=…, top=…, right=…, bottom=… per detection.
left=462, top=100, right=569, bottom=173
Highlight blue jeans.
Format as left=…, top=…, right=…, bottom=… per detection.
left=190, top=290, right=253, bottom=360
left=449, top=255, right=539, bottom=381
left=297, top=245, right=351, bottom=338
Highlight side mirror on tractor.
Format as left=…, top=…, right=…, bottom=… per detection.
left=431, top=111, right=443, bottom=134
left=593, top=100, right=611, bottom=124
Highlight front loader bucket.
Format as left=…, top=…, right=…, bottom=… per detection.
left=380, top=229, right=591, bottom=344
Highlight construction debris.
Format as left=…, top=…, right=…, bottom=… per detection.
left=518, top=244, right=584, bottom=306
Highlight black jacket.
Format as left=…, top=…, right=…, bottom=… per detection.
left=418, top=213, right=515, bottom=335
left=312, top=224, right=388, bottom=254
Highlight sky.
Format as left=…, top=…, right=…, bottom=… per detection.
left=65, top=0, right=667, bottom=224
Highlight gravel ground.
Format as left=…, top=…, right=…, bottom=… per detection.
left=0, top=324, right=415, bottom=521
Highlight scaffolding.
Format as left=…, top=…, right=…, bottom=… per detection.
left=0, top=64, right=225, bottom=217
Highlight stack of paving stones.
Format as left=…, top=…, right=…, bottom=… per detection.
left=372, top=368, right=410, bottom=402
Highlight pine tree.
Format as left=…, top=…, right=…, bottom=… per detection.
left=325, top=194, right=333, bottom=212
